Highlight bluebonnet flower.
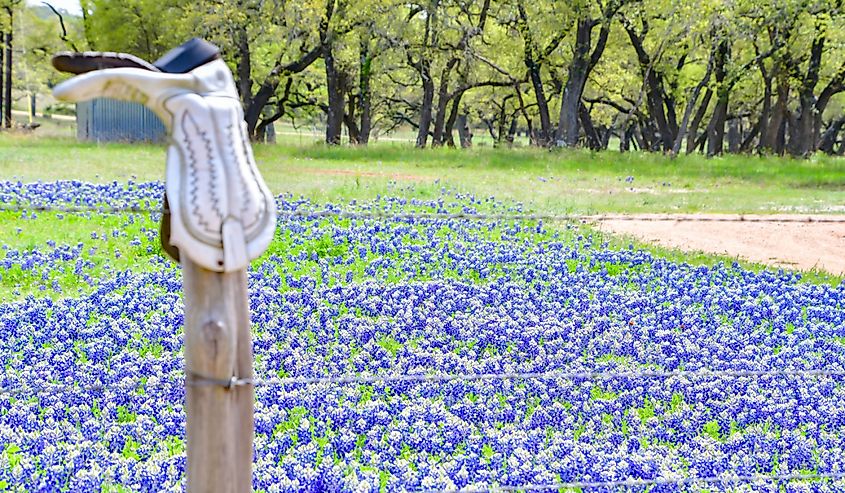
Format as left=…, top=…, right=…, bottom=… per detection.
left=1, top=181, right=844, bottom=491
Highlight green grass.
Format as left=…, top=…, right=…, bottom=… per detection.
left=1, top=209, right=166, bottom=299
left=2, top=133, right=844, bottom=215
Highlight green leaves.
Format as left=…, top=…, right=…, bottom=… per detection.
left=15, top=0, right=845, bottom=153
left=3, top=444, right=21, bottom=471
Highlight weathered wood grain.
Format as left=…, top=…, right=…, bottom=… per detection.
left=183, top=258, right=253, bottom=492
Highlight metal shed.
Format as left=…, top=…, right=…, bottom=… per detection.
left=76, top=98, right=166, bottom=143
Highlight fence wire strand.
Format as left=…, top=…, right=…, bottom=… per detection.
left=5, top=367, right=845, bottom=397
left=3, top=374, right=844, bottom=492
left=3, top=203, right=845, bottom=223
left=0, top=383, right=109, bottom=397
left=2, top=204, right=161, bottom=215
left=194, top=367, right=845, bottom=389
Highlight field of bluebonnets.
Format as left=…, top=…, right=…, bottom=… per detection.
left=2, top=179, right=845, bottom=492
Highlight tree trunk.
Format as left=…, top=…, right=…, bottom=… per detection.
left=505, top=117, right=517, bottom=147
left=599, top=125, right=611, bottom=149
left=358, top=38, right=372, bottom=145
left=243, top=46, right=321, bottom=140
left=558, top=19, right=593, bottom=147
left=517, top=2, right=552, bottom=147
left=633, top=124, right=647, bottom=150
left=686, top=89, right=711, bottom=154
left=665, top=96, right=679, bottom=139
left=432, top=59, right=458, bottom=146
left=792, top=93, right=816, bottom=156
left=416, top=59, right=435, bottom=148
left=624, top=24, right=673, bottom=150
left=740, top=119, right=761, bottom=153
left=707, top=39, right=731, bottom=157
left=480, top=117, right=497, bottom=141
left=456, top=113, right=472, bottom=148
left=672, top=61, right=713, bottom=156
left=756, top=64, right=773, bottom=154
left=443, top=91, right=464, bottom=148
left=620, top=124, right=633, bottom=152
left=4, top=26, right=12, bottom=129
left=579, top=103, right=601, bottom=150
left=754, top=53, right=772, bottom=153
left=495, top=102, right=508, bottom=148
left=706, top=100, right=727, bottom=156
left=323, top=41, right=344, bottom=145
left=265, top=121, right=276, bottom=144
left=695, top=122, right=709, bottom=153
left=526, top=58, right=551, bottom=146
left=764, top=76, right=789, bottom=155
left=727, top=118, right=741, bottom=153
left=244, top=83, right=274, bottom=139
left=343, top=102, right=361, bottom=144
left=256, top=124, right=267, bottom=143
left=647, top=83, right=673, bottom=150
left=235, top=26, right=252, bottom=109
left=814, top=71, right=845, bottom=150
left=792, top=26, right=825, bottom=157
left=813, top=102, right=827, bottom=153
left=559, top=18, right=610, bottom=147
left=818, top=117, right=845, bottom=154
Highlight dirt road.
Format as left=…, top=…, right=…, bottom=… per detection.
left=595, top=214, right=845, bottom=275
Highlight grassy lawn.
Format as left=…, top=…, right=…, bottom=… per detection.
left=2, top=131, right=844, bottom=215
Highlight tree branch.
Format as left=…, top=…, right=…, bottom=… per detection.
left=43, top=2, right=79, bottom=51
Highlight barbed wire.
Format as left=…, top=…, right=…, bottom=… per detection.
left=0, top=382, right=111, bottom=397
left=2, top=381, right=843, bottom=492
left=434, top=471, right=845, bottom=492
left=189, top=367, right=845, bottom=389
left=1, top=204, right=161, bottom=214
left=5, top=372, right=845, bottom=491
left=6, top=367, right=843, bottom=397
left=3, top=202, right=845, bottom=224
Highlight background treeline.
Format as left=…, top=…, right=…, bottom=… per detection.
left=2, top=0, right=845, bottom=157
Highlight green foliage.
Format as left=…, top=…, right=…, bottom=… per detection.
left=635, top=398, right=656, bottom=424
left=116, top=405, right=137, bottom=424
left=101, top=484, right=134, bottom=493
left=590, top=385, right=618, bottom=401
left=3, top=444, right=21, bottom=471
left=273, top=406, right=310, bottom=447
left=702, top=420, right=722, bottom=441
left=481, top=443, right=494, bottom=463
left=80, top=0, right=184, bottom=59
left=120, top=437, right=141, bottom=460
left=7, top=0, right=845, bottom=154
left=160, top=436, right=184, bottom=458
left=377, top=335, right=402, bottom=358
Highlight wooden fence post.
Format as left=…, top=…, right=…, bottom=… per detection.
left=183, top=259, right=254, bottom=491
left=51, top=39, right=277, bottom=493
